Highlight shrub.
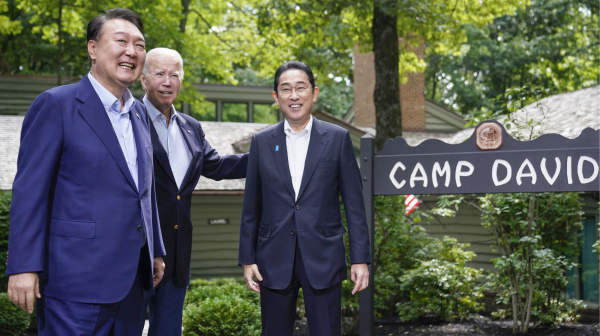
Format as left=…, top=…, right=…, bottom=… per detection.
left=183, top=297, right=261, bottom=336
left=0, top=191, right=11, bottom=292
left=183, top=278, right=261, bottom=336
left=0, top=292, right=31, bottom=335
left=397, top=237, right=484, bottom=321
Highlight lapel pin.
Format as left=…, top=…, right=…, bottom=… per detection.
left=275, top=145, right=279, bottom=151
left=187, top=130, right=191, bottom=133
left=136, top=113, right=140, bottom=119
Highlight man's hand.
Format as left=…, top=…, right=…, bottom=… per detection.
left=153, top=257, right=165, bottom=287
left=7, top=272, right=40, bottom=313
left=350, top=263, right=369, bottom=295
left=243, top=264, right=263, bottom=293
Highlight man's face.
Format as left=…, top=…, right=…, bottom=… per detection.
left=88, top=19, right=146, bottom=91
left=273, top=69, right=319, bottom=124
left=141, top=53, right=183, bottom=113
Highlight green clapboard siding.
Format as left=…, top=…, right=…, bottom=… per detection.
left=190, top=194, right=245, bottom=279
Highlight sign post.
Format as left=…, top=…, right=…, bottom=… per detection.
left=358, top=121, right=599, bottom=336
left=359, top=134, right=375, bottom=336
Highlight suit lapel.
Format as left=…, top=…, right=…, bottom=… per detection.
left=149, top=122, right=177, bottom=186
left=175, top=117, right=199, bottom=191
left=296, top=118, right=329, bottom=202
left=130, top=105, right=146, bottom=193
left=76, top=78, right=138, bottom=192
left=269, top=122, right=295, bottom=200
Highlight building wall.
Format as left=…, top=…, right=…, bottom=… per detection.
left=189, top=194, right=245, bottom=279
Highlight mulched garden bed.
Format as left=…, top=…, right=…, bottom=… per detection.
left=292, top=316, right=600, bottom=336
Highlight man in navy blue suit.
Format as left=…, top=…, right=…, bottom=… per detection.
left=238, top=61, right=371, bottom=336
left=138, top=47, right=248, bottom=335
left=6, top=8, right=165, bottom=335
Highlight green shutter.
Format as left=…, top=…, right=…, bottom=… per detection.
left=582, top=217, right=598, bottom=302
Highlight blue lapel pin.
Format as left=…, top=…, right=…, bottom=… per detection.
left=275, top=145, right=279, bottom=151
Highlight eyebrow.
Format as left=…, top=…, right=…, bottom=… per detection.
left=279, top=80, right=307, bottom=87
left=113, top=31, right=145, bottom=42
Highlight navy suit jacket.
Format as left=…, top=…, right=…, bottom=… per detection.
left=142, top=102, right=248, bottom=289
left=6, top=76, right=166, bottom=304
left=238, top=117, right=371, bottom=290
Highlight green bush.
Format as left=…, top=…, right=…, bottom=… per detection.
left=0, top=191, right=11, bottom=292
left=397, top=237, right=484, bottom=321
left=183, top=297, right=261, bottom=336
left=0, top=292, right=31, bottom=335
left=183, top=278, right=261, bottom=336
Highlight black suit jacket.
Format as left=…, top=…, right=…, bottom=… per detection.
left=144, top=106, right=248, bottom=289
left=238, top=117, right=371, bottom=290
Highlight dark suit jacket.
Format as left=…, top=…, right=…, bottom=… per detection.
left=143, top=105, right=248, bottom=289
left=238, top=117, right=371, bottom=290
left=6, top=76, right=165, bottom=303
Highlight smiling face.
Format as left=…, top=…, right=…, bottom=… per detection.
left=273, top=69, right=319, bottom=128
left=88, top=18, right=146, bottom=98
left=141, top=53, right=183, bottom=115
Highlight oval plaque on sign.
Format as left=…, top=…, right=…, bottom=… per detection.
left=476, top=122, right=503, bottom=150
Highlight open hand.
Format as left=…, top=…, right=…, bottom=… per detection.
left=7, top=272, right=40, bottom=313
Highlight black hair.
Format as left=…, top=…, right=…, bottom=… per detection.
left=87, top=8, right=144, bottom=65
left=273, top=61, right=316, bottom=94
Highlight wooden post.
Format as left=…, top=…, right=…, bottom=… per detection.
left=359, top=134, right=375, bottom=336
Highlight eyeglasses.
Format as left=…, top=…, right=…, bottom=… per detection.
left=278, top=86, right=310, bottom=97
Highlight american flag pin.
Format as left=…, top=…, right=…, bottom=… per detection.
left=136, top=113, right=140, bottom=119
left=275, top=145, right=279, bottom=151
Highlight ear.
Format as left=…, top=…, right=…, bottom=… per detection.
left=141, top=74, right=147, bottom=91
left=312, top=86, right=319, bottom=103
left=272, top=91, right=280, bottom=106
left=88, top=40, right=97, bottom=62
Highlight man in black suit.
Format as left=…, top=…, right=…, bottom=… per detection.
left=238, top=61, right=371, bottom=336
left=138, top=47, right=248, bottom=335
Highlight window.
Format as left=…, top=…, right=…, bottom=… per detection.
left=253, top=104, right=279, bottom=124
left=567, top=217, right=599, bottom=302
left=191, top=101, right=216, bottom=121
left=222, top=103, right=247, bottom=122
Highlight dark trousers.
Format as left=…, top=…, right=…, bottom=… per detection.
left=260, top=240, right=342, bottom=336
left=36, top=246, right=150, bottom=336
left=140, top=272, right=187, bottom=336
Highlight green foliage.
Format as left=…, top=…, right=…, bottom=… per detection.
left=184, top=278, right=261, bottom=336
left=441, top=192, right=586, bottom=332
left=0, top=191, right=11, bottom=292
left=487, top=249, right=584, bottom=326
left=397, top=237, right=484, bottom=321
left=0, top=292, right=31, bottom=335
left=183, top=297, right=261, bottom=336
left=427, top=0, right=599, bottom=117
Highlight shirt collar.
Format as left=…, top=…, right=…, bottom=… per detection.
left=87, top=73, right=135, bottom=113
left=143, top=95, right=184, bottom=125
left=284, top=115, right=313, bottom=136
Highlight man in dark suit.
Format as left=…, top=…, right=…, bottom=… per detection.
left=238, top=61, right=371, bottom=336
left=139, top=47, right=248, bottom=335
left=6, top=8, right=165, bottom=335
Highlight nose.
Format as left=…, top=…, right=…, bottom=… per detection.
left=124, top=42, right=136, bottom=58
left=290, top=88, right=300, bottom=100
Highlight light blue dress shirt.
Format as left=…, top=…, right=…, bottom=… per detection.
left=143, top=96, right=192, bottom=189
left=88, top=73, right=139, bottom=190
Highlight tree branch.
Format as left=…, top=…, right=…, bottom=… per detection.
left=188, top=9, right=232, bottom=47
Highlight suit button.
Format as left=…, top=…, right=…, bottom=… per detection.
left=174, top=225, right=179, bottom=230
left=137, top=225, right=142, bottom=232
left=295, top=204, right=300, bottom=210
left=177, top=195, right=181, bottom=200
left=290, top=230, right=296, bottom=236
left=140, top=197, right=143, bottom=201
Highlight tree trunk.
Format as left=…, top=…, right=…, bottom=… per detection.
left=57, top=0, right=63, bottom=86
left=523, top=192, right=536, bottom=333
left=372, top=0, right=400, bottom=151
left=180, top=0, right=192, bottom=33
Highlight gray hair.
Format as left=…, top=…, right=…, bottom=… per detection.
left=142, top=47, right=184, bottom=80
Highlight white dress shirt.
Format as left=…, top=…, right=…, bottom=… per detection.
left=88, top=73, right=139, bottom=190
left=284, top=116, right=313, bottom=201
left=143, top=96, right=192, bottom=189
